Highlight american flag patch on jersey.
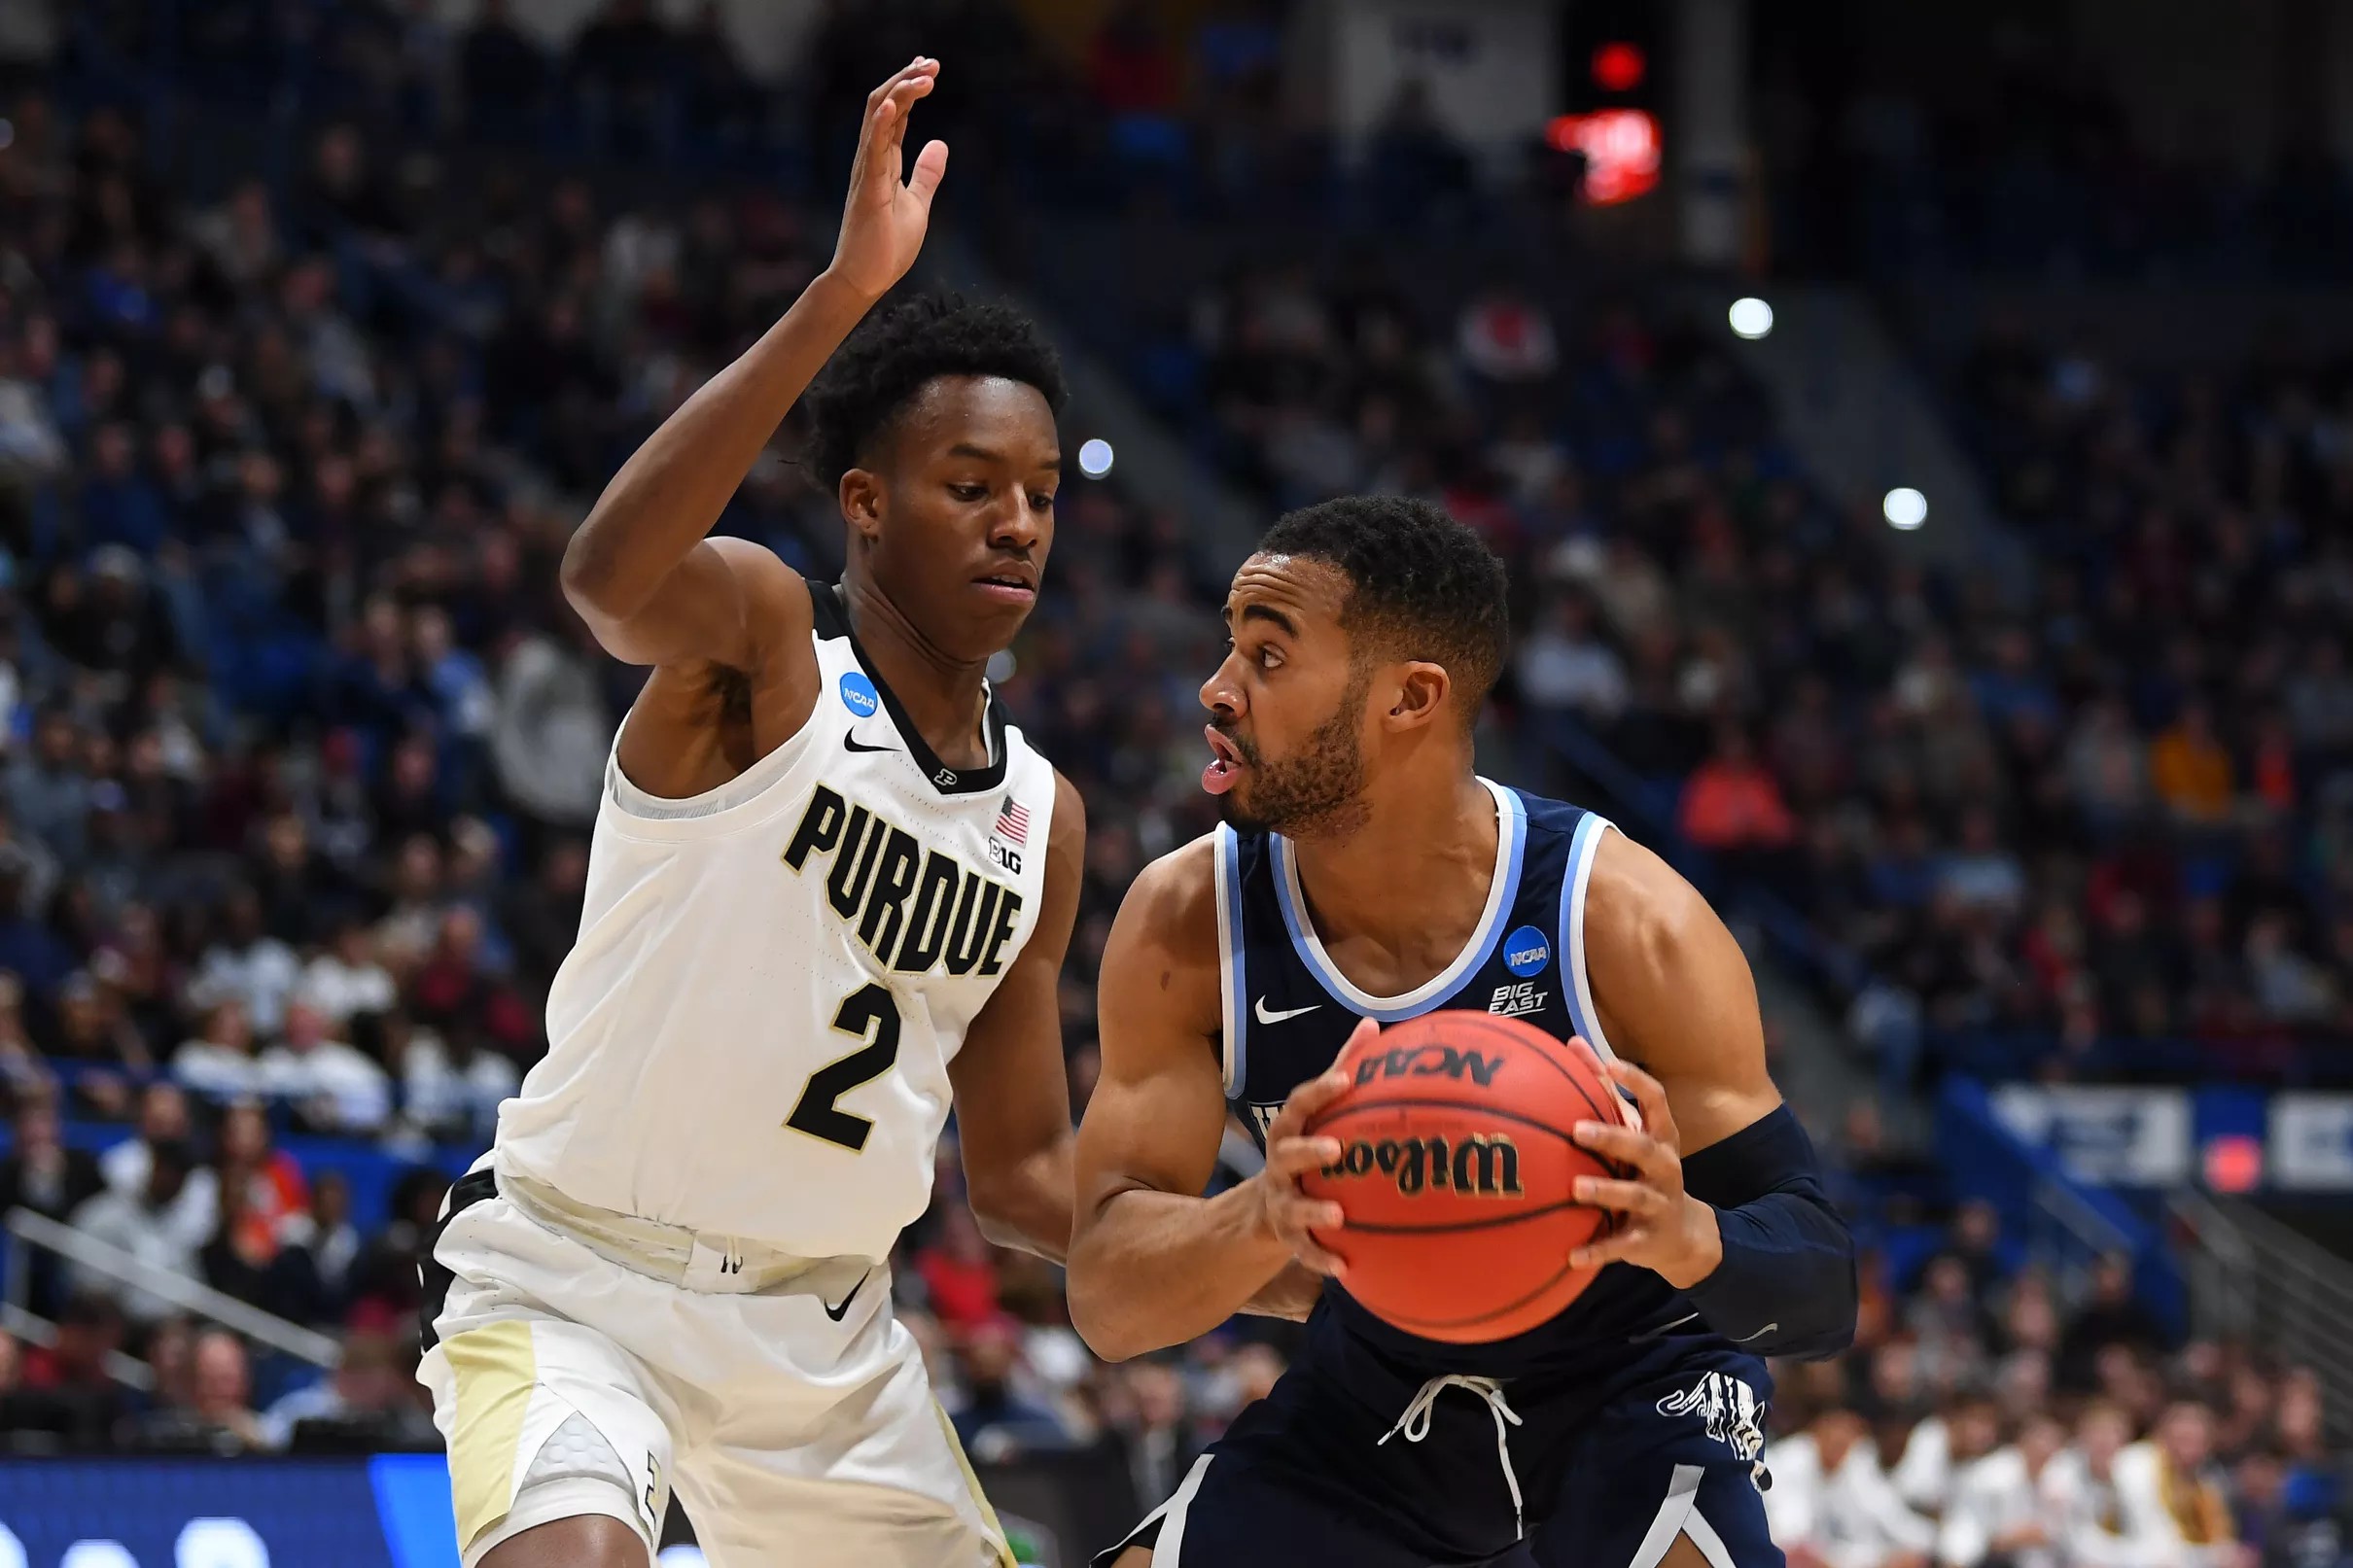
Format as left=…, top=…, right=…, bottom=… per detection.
left=993, top=795, right=1031, bottom=847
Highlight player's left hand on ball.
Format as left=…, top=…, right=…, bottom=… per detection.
left=1564, top=1058, right=1723, bottom=1292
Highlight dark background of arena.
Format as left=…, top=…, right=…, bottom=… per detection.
left=0, top=2, right=2350, bottom=1565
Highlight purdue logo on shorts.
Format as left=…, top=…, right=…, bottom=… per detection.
left=1319, top=1133, right=1525, bottom=1199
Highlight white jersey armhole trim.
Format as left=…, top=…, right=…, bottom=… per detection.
left=1214, top=825, right=1245, bottom=1098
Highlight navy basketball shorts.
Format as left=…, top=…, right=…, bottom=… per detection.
left=1096, top=1334, right=1779, bottom=1568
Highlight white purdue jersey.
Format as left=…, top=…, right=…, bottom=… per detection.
left=495, top=582, right=1057, bottom=1262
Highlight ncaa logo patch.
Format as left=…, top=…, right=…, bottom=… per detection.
left=1503, top=925, right=1551, bottom=978
left=838, top=672, right=880, bottom=718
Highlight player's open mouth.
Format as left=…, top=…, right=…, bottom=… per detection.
left=1203, top=724, right=1245, bottom=795
left=972, top=573, right=1036, bottom=605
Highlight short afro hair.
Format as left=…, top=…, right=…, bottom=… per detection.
left=1256, top=496, right=1510, bottom=721
left=801, top=292, right=1067, bottom=491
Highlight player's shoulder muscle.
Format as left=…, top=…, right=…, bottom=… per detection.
left=708, top=538, right=817, bottom=672
left=1581, top=827, right=1765, bottom=1079
left=1099, top=833, right=1224, bottom=1055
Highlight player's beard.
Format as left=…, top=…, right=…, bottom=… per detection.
left=1218, top=666, right=1373, bottom=841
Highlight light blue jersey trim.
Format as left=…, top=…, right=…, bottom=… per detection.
left=1268, top=780, right=1528, bottom=1023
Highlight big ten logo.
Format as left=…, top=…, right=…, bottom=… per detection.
left=0, top=1520, right=271, bottom=1568
left=1319, top=1132, right=1525, bottom=1199
left=1353, top=1044, right=1505, bottom=1089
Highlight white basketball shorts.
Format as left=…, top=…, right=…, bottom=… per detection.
left=418, top=1159, right=1012, bottom=1568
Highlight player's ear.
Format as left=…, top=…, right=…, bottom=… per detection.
left=838, top=469, right=884, bottom=543
left=1385, top=662, right=1451, bottom=731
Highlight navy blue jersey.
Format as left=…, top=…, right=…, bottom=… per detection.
left=1213, top=781, right=1691, bottom=1375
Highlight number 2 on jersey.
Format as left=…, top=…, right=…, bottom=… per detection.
left=787, top=983, right=902, bottom=1151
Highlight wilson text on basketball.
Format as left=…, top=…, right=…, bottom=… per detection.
left=1318, top=1133, right=1526, bottom=1198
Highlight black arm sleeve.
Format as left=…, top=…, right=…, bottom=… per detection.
left=1674, top=1103, right=1857, bottom=1360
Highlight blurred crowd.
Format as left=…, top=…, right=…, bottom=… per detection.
left=0, top=9, right=2343, bottom=1562
left=1761, top=1202, right=2347, bottom=1568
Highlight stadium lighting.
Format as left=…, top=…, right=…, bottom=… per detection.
left=1728, top=297, right=1774, bottom=340
left=1077, top=437, right=1115, bottom=478
left=1882, top=487, right=1928, bottom=530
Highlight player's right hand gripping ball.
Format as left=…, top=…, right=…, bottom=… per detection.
left=1298, top=1011, right=1632, bottom=1343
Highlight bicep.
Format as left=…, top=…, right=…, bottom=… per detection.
left=570, top=537, right=804, bottom=672
left=948, top=777, right=1085, bottom=1162
left=1587, top=831, right=1783, bottom=1153
left=1074, top=869, right=1231, bottom=1219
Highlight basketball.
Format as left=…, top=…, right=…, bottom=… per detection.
left=1296, top=1011, right=1630, bottom=1343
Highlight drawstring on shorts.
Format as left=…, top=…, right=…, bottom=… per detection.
left=1380, top=1375, right=1527, bottom=1540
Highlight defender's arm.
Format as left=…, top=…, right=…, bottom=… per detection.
left=948, top=773, right=1085, bottom=1262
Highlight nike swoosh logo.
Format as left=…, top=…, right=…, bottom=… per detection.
left=1631, top=1311, right=1703, bottom=1342
left=1731, top=1323, right=1778, bottom=1343
left=844, top=737, right=896, bottom=753
left=823, top=1269, right=870, bottom=1322
left=1254, top=997, right=1321, bottom=1025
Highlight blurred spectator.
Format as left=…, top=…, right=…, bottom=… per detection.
left=10, top=1291, right=131, bottom=1447
left=491, top=623, right=613, bottom=824
left=1517, top=594, right=1629, bottom=724
left=1935, top=1409, right=2067, bottom=1568
left=96, top=1083, right=217, bottom=1253
left=915, top=1204, right=1002, bottom=1337
left=274, top=1169, right=361, bottom=1327
left=260, top=1329, right=436, bottom=1450
left=299, top=917, right=397, bottom=1027
left=189, top=888, right=301, bottom=1036
left=2112, top=1402, right=2247, bottom=1567
left=1457, top=289, right=1560, bottom=386
left=2150, top=702, right=2235, bottom=826
left=2058, top=1256, right=2166, bottom=1393
left=1890, top=1391, right=1999, bottom=1518
left=215, top=1100, right=308, bottom=1262
left=1764, top=1406, right=1936, bottom=1568
left=128, top=1327, right=266, bottom=1454
left=400, top=1014, right=517, bottom=1146
left=0, top=1092, right=102, bottom=1227
left=1681, top=724, right=1798, bottom=856
left=0, top=1093, right=103, bottom=1314
left=950, top=1317, right=1071, bottom=1463
left=172, top=998, right=263, bottom=1100
left=257, top=998, right=392, bottom=1134
left=66, top=1139, right=204, bottom=1325
left=1115, top=1357, right=1204, bottom=1511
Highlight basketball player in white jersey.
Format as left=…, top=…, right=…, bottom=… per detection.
left=418, top=60, right=1083, bottom=1568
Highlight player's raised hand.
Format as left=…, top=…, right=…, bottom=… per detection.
left=1249, top=1021, right=1371, bottom=1278
left=1563, top=1057, right=1725, bottom=1291
left=827, top=58, right=948, bottom=302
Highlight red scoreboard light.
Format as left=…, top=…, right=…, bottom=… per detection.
left=1546, top=108, right=1662, bottom=205
left=1593, top=41, right=1646, bottom=93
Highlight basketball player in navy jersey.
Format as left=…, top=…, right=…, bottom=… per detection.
left=1069, top=497, right=1856, bottom=1567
